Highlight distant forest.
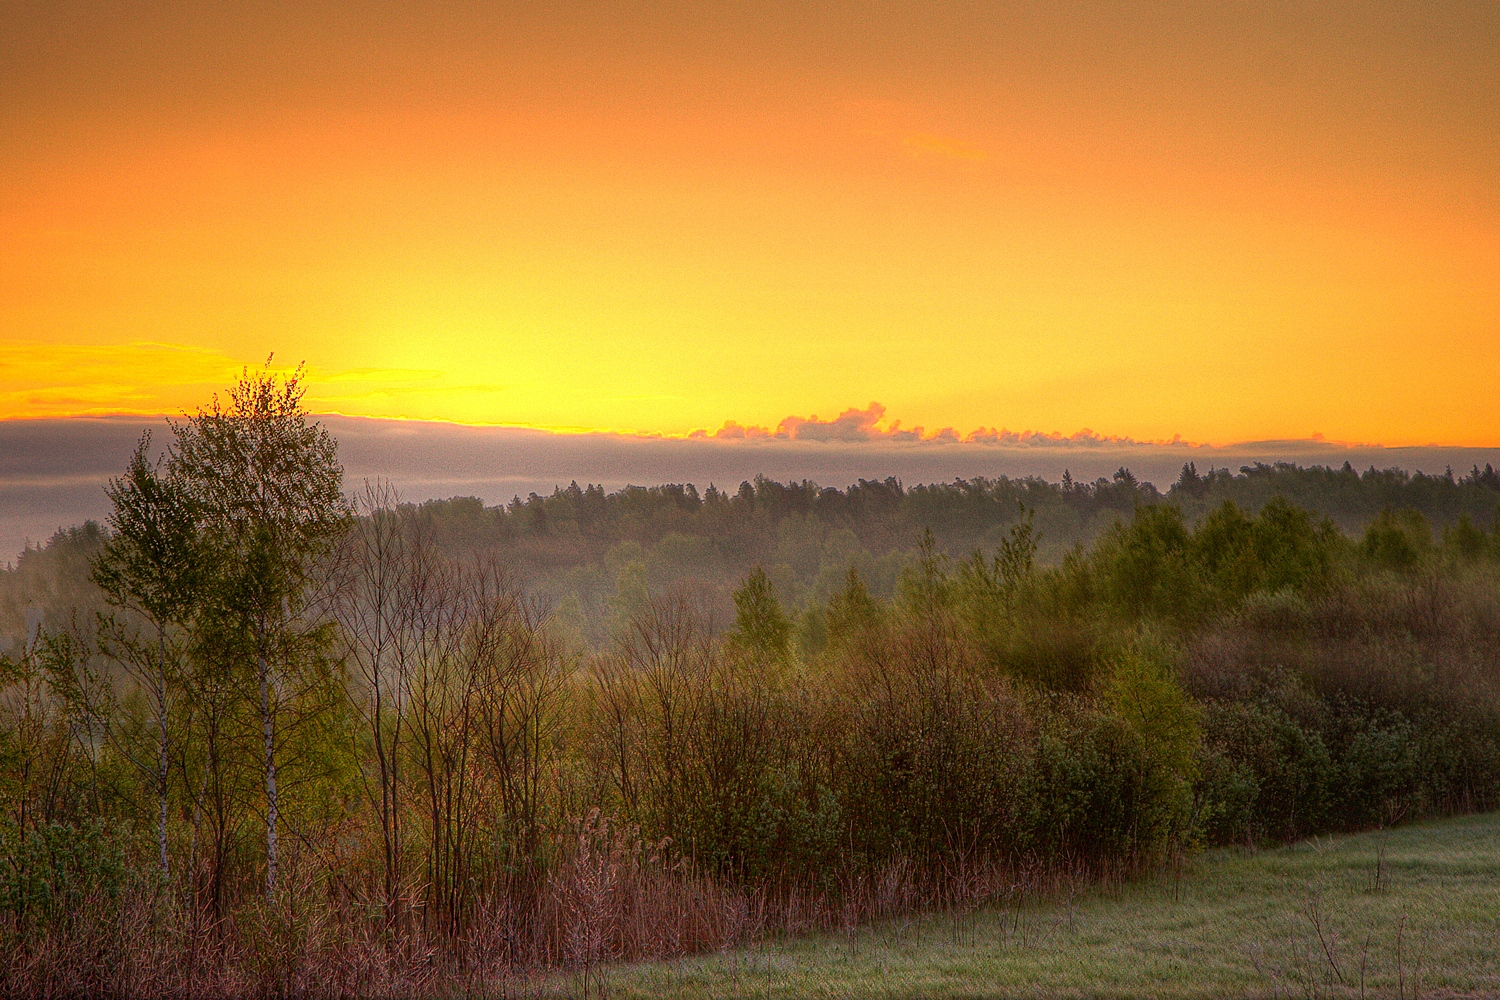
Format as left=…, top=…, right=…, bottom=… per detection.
left=399, top=460, right=1500, bottom=645
left=7, top=459, right=1500, bottom=651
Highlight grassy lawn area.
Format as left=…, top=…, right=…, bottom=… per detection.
left=555, top=812, right=1500, bottom=999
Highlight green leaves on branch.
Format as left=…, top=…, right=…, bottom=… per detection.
left=727, top=566, right=792, bottom=669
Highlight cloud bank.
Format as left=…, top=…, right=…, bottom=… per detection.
left=690, top=403, right=1179, bottom=448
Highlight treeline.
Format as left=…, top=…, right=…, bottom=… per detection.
left=425, top=459, right=1500, bottom=567
left=3, top=371, right=1500, bottom=997
left=1169, top=460, right=1500, bottom=532
left=414, top=460, right=1500, bottom=644
left=8, top=454, right=1498, bottom=652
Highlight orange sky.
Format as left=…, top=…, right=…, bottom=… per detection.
left=3, top=3, right=1498, bottom=446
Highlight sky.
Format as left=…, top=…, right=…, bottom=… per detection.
left=4, top=2, right=1498, bottom=449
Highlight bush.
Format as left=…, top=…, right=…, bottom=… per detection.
left=1095, top=505, right=1203, bottom=624
left=1362, top=508, right=1432, bottom=571
left=0, top=820, right=127, bottom=934
left=1329, top=708, right=1422, bottom=827
left=833, top=619, right=1036, bottom=862
left=1197, top=701, right=1332, bottom=843
left=1028, top=702, right=1144, bottom=858
left=1100, top=641, right=1200, bottom=840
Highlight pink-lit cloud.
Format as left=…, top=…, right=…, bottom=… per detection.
left=692, top=403, right=1194, bottom=448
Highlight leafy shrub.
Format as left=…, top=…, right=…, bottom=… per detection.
left=0, top=820, right=127, bottom=933
left=1100, top=641, right=1200, bottom=837
left=1328, top=708, right=1422, bottom=827
left=1443, top=513, right=1491, bottom=561
left=1196, top=498, right=1339, bottom=602
left=747, top=771, right=842, bottom=884
left=835, top=652, right=1035, bottom=861
left=1362, top=508, right=1432, bottom=570
left=1197, top=701, right=1332, bottom=842
left=1095, top=505, right=1203, bottom=624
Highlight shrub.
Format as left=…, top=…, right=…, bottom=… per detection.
left=0, top=820, right=127, bottom=935
left=1328, top=708, right=1422, bottom=827
left=1095, top=504, right=1203, bottom=624
left=1100, top=640, right=1200, bottom=838
left=1362, top=508, right=1432, bottom=571
left=1197, top=701, right=1332, bottom=842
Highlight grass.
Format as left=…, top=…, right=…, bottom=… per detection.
left=538, top=812, right=1500, bottom=999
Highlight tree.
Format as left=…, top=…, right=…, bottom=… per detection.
left=331, top=481, right=433, bottom=929
left=1362, top=508, right=1431, bottom=571
left=92, top=432, right=203, bottom=879
left=170, top=363, right=351, bottom=896
left=727, top=567, right=791, bottom=668
left=825, top=566, right=881, bottom=654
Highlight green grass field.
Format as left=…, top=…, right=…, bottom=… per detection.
left=555, top=812, right=1500, bottom=999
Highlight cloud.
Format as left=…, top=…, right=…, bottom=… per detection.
left=695, top=403, right=930, bottom=442
left=778, top=403, right=898, bottom=442
left=692, top=403, right=1195, bottom=449
left=961, top=426, right=1191, bottom=448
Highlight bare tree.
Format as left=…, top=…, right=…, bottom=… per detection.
left=332, top=481, right=433, bottom=931
left=473, top=586, right=567, bottom=866
left=606, top=593, right=713, bottom=842
left=407, top=555, right=485, bottom=941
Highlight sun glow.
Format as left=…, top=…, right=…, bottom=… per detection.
left=3, top=5, right=1498, bottom=446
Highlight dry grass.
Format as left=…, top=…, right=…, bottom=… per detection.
left=0, top=811, right=1084, bottom=998
left=579, top=811, right=1500, bottom=999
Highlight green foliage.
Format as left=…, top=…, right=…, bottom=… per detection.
left=1442, top=512, right=1490, bottom=560
left=835, top=632, right=1037, bottom=861
left=0, top=820, right=126, bottom=932
left=1095, top=504, right=1202, bottom=623
left=1332, top=710, right=1422, bottom=828
left=1196, top=497, right=1340, bottom=600
left=727, top=567, right=792, bottom=667
left=794, top=603, right=827, bottom=659
left=1102, top=640, right=1200, bottom=787
left=951, top=509, right=1038, bottom=636
left=1361, top=507, right=1432, bottom=570
left=92, top=433, right=204, bottom=628
left=749, top=773, right=842, bottom=884
left=897, top=529, right=952, bottom=618
left=1196, top=701, right=1332, bottom=842
left=1093, top=498, right=1341, bottom=627
left=824, top=566, right=881, bottom=653
left=1030, top=701, right=1165, bottom=857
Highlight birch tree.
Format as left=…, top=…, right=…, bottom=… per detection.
left=93, top=432, right=203, bottom=879
left=171, top=363, right=350, bottom=896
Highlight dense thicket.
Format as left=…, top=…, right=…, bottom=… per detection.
left=2, top=375, right=1500, bottom=997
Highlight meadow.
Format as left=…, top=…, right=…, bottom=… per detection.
left=592, top=811, right=1500, bottom=999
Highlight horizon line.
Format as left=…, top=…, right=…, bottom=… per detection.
left=1, top=409, right=1490, bottom=454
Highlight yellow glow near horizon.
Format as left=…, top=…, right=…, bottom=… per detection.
left=3, top=5, right=1498, bottom=446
